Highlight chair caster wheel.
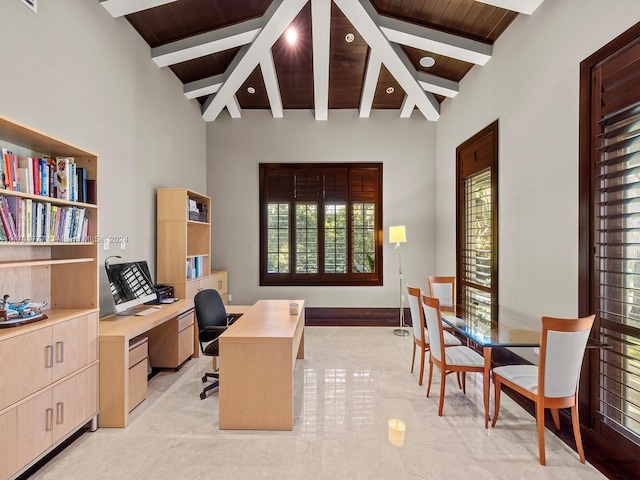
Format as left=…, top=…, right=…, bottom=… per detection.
left=202, top=375, right=207, bottom=383
left=200, top=392, right=207, bottom=400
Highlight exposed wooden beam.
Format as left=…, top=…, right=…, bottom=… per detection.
left=184, top=74, right=225, bottom=100
left=202, top=0, right=307, bottom=122
left=311, top=0, right=331, bottom=121
left=475, top=0, right=544, bottom=15
left=359, top=50, right=381, bottom=118
left=416, top=71, right=459, bottom=98
left=226, top=96, right=242, bottom=119
left=379, top=16, right=492, bottom=66
left=260, top=50, right=284, bottom=118
left=99, top=0, right=177, bottom=18
left=334, top=0, right=439, bottom=121
left=152, top=18, right=262, bottom=68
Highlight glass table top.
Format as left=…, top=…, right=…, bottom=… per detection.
left=441, top=313, right=540, bottom=348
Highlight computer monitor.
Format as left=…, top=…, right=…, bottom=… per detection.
left=106, top=260, right=158, bottom=315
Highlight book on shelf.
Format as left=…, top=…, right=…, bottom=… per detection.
left=6, top=196, right=22, bottom=241
left=55, top=156, right=74, bottom=200
left=77, top=167, right=87, bottom=203
left=0, top=197, right=16, bottom=240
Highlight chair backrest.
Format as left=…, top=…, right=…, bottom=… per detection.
left=194, top=289, right=228, bottom=342
left=427, top=276, right=456, bottom=313
left=421, top=294, right=445, bottom=363
left=539, top=315, right=595, bottom=399
left=407, top=285, right=425, bottom=344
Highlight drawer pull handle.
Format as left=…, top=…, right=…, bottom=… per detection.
left=56, top=402, right=64, bottom=424
left=46, top=408, right=54, bottom=431
left=46, top=345, right=54, bottom=368
left=56, top=341, right=65, bottom=363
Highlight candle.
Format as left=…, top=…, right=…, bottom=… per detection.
left=388, top=419, right=405, bottom=447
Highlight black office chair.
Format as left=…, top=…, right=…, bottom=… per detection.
left=194, top=289, right=241, bottom=400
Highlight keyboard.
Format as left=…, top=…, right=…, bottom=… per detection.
left=134, top=307, right=161, bottom=316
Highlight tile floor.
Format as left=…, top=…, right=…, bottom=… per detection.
left=26, top=327, right=606, bottom=479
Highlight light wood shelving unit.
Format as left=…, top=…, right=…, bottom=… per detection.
left=156, top=188, right=227, bottom=303
left=0, top=114, right=99, bottom=480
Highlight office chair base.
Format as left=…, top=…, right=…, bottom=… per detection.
left=200, top=379, right=219, bottom=400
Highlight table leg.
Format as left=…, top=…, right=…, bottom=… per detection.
left=483, top=346, right=492, bottom=429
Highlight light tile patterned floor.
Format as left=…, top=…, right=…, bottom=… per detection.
left=27, top=327, right=606, bottom=479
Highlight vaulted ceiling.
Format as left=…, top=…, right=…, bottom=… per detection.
left=99, top=0, right=544, bottom=121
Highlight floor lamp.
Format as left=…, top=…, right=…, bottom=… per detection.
left=389, top=225, right=409, bottom=336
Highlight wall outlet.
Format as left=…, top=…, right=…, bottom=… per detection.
left=103, top=239, right=109, bottom=250
left=533, top=347, right=540, bottom=355
left=120, top=241, right=126, bottom=250
left=227, top=294, right=232, bottom=303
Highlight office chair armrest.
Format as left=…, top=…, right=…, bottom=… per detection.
left=226, top=314, right=242, bottom=326
left=199, top=326, right=227, bottom=342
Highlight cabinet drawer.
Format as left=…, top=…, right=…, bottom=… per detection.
left=177, top=311, right=194, bottom=333
left=128, top=360, right=148, bottom=412
left=129, top=337, right=148, bottom=367
left=177, top=323, right=194, bottom=365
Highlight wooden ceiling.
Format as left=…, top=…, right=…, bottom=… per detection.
left=99, top=0, right=544, bottom=121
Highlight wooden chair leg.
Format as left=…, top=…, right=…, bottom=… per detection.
left=551, top=408, right=560, bottom=430
left=492, top=379, right=501, bottom=427
left=461, top=372, right=466, bottom=394
left=411, top=342, right=416, bottom=373
left=426, top=360, right=434, bottom=397
left=418, top=347, right=425, bottom=386
left=571, top=405, right=586, bottom=463
left=438, top=368, right=446, bottom=416
left=536, top=401, right=547, bottom=466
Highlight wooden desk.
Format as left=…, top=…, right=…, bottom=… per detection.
left=98, top=299, right=194, bottom=427
left=218, top=299, right=305, bottom=430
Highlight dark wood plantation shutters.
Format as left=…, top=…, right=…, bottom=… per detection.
left=581, top=26, right=640, bottom=460
left=260, top=163, right=382, bottom=286
left=456, top=121, right=499, bottom=324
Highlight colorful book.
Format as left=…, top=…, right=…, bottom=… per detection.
left=6, top=196, right=22, bottom=241
left=2, top=149, right=13, bottom=190
left=0, top=196, right=16, bottom=241
left=55, top=157, right=73, bottom=200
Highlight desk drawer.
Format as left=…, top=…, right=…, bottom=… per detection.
left=128, top=337, right=148, bottom=412
left=177, top=311, right=194, bottom=333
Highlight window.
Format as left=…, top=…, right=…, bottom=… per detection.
left=260, top=163, right=382, bottom=286
left=580, top=29, right=640, bottom=453
left=456, top=121, right=499, bottom=324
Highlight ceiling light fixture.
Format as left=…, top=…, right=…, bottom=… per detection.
left=386, top=86, right=395, bottom=94
left=345, top=33, right=355, bottom=43
left=285, top=27, right=297, bottom=45
left=419, top=56, right=436, bottom=68
left=247, top=86, right=255, bottom=94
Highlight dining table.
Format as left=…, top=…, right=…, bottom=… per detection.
left=440, top=312, right=540, bottom=429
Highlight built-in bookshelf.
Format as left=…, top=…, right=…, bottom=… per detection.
left=156, top=188, right=228, bottom=304
left=0, top=114, right=99, bottom=480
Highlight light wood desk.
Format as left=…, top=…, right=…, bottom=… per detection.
left=98, top=299, right=194, bottom=427
left=219, top=299, right=305, bottom=430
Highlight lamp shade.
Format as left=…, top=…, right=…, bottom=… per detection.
left=389, top=225, right=407, bottom=244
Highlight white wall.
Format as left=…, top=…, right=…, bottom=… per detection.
left=0, top=0, right=207, bottom=315
left=207, top=110, right=437, bottom=307
left=436, top=0, right=640, bottom=329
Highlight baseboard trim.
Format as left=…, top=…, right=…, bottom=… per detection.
left=304, top=307, right=410, bottom=327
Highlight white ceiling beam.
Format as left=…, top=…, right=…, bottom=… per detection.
left=334, top=0, right=439, bottom=121
left=379, top=16, right=492, bottom=66
left=152, top=18, right=262, bottom=68
left=226, top=95, right=242, bottom=119
left=311, top=0, right=331, bottom=121
left=400, top=96, right=415, bottom=118
left=359, top=50, right=381, bottom=118
left=416, top=71, right=459, bottom=98
left=474, top=0, right=544, bottom=15
left=202, top=0, right=308, bottom=122
left=183, top=73, right=225, bottom=99
left=99, top=0, right=177, bottom=18
left=260, top=50, right=284, bottom=118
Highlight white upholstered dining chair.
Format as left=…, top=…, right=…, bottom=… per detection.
left=427, top=276, right=456, bottom=315
left=407, top=285, right=461, bottom=386
left=422, top=294, right=484, bottom=416
left=491, top=314, right=595, bottom=465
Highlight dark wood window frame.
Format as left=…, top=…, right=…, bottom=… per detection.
left=455, top=120, right=499, bottom=322
left=259, top=163, right=383, bottom=286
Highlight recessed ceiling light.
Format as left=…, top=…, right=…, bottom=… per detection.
left=420, top=56, right=436, bottom=68
left=386, top=86, right=395, bottom=94
left=285, top=27, right=297, bottom=45
left=345, top=33, right=355, bottom=43
left=247, top=86, right=256, bottom=94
